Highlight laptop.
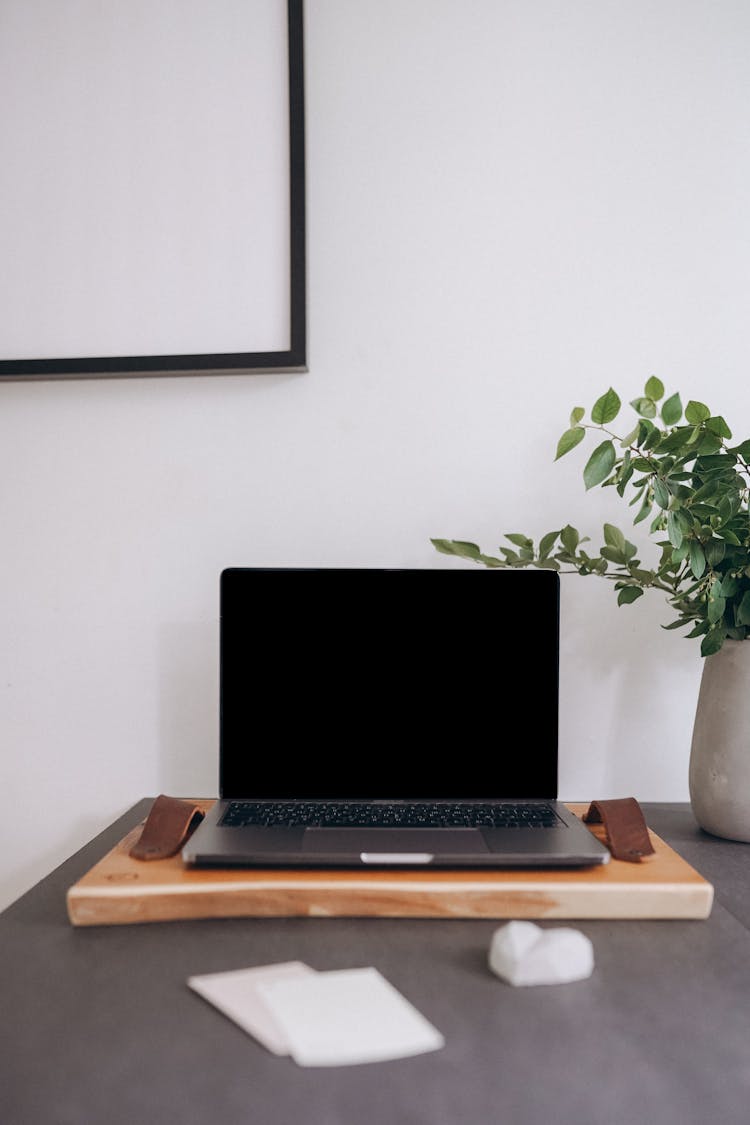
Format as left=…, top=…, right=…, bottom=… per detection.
left=182, top=567, right=610, bottom=869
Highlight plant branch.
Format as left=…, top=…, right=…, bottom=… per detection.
left=432, top=381, right=750, bottom=656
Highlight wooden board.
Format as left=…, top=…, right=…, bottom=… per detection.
left=66, top=802, right=714, bottom=926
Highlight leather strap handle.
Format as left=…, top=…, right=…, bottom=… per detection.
left=583, top=797, right=655, bottom=862
left=130, top=795, right=205, bottom=861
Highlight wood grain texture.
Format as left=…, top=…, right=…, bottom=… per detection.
left=66, top=802, right=714, bottom=926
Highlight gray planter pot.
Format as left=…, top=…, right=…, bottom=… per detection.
left=689, top=638, right=750, bottom=842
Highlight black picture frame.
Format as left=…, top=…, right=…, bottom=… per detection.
left=0, top=0, right=306, bottom=381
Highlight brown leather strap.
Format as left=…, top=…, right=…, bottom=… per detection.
left=129, top=795, right=205, bottom=861
left=583, top=797, right=655, bottom=862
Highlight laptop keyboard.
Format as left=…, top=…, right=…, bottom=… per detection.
left=220, top=801, right=560, bottom=829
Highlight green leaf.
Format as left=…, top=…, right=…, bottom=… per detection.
left=555, top=427, right=585, bottom=460
left=694, top=453, right=735, bottom=471
left=653, top=479, right=670, bottom=509
left=706, top=415, right=732, bottom=439
left=736, top=591, right=750, bottom=626
left=560, top=525, right=580, bottom=553
left=696, top=433, right=723, bottom=455
left=618, top=586, right=644, bottom=606
left=603, top=523, right=626, bottom=551
left=431, top=538, right=461, bottom=556
left=654, top=426, right=689, bottom=453
left=689, top=541, right=706, bottom=579
left=670, top=484, right=694, bottom=503
left=690, top=479, right=722, bottom=504
left=591, top=388, right=621, bottom=425
left=620, top=424, right=640, bottom=448
left=538, top=530, right=560, bottom=559
left=685, top=400, right=710, bottom=424
left=728, top=439, right=750, bottom=460
left=631, top=396, right=657, bottom=419
left=477, top=554, right=505, bottom=568
left=701, top=628, right=726, bottom=657
left=583, top=440, right=616, bottom=490
left=447, top=540, right=482, bottom=559
left=666, top=511, right=683, bottom=549
left=570, top=406, right=585, bottom=426
left=717, top=497, right=736, bottom=525
left=704, top=539, right=726, bottom=567
left=661, top=393, right=682, bottom=426
left=644, top=376, right=664, bottom=401
left=674, top=510, right=693, bottom=533
left=616, top=459, right=634, bottom=497
left=629, top=483, right=647, bottom=507
left=633, top=495, right=653, bottom=525
left=505, top=533, right=533, bottom=550
left=641, top=424, right=662, bottom=451
left=721, top=575, right=740, bottom=598
left=707, top=596, right=726, bottom=625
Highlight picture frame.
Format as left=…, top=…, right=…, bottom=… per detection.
left=0, top=0, right=306, bottom=380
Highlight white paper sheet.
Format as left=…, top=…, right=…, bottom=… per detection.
left=188, top=961, right=315, bottom=1056
left=256, top=967, right=445, bottom=1067
left=188, top=962, right=445, bottom=1067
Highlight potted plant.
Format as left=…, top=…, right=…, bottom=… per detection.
left=432, top=378, right=750, bottom=842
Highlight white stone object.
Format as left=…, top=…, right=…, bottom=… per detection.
left=488, top=921, right=594, bottom=986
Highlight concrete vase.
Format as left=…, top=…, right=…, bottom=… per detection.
left=689, top=639, right=750, bottom=843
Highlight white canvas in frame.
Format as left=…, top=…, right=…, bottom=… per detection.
left=0, top=0, right=306, bottom=377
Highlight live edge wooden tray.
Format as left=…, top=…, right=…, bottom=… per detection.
left=66, top=802, right=714, bottom=926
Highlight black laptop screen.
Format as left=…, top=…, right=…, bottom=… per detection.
left=219, top=567, right=559, bottom=800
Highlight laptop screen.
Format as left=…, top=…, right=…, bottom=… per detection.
left=219, top=567, right=559, bottom=800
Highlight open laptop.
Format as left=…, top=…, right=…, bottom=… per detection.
left=182, top=567, right=610, bottom=869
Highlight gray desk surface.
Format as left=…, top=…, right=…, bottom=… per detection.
left=3, top=801, right=750, bottom=1125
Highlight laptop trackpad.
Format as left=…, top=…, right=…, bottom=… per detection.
left=302, top=828, right=489, bottom=855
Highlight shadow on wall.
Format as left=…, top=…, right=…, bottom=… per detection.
left=158, top=620, right=220, bottom=799
left=0, top=816, right=119, bottom=914
left=559, top=579, right=701, bottom=800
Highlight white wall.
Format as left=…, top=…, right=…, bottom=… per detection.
left=2, top=0, right=749, bottom=910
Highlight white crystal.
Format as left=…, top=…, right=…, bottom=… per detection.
left=488, top=921, right=594, bottom=986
